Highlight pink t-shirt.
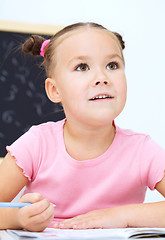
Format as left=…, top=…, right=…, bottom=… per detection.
left=6, top=119, right=165, bottom=226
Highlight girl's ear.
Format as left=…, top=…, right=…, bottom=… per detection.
left=45, top=78, right=61, bottom=103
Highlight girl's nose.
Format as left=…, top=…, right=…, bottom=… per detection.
left=93, top=69, right=110, bottom=86
left=95, top=80, right=109, bottom=85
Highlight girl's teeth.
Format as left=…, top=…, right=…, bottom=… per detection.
left=90, top=95, right=112, bottom=100
left=96, top=95, right=109, bottom=99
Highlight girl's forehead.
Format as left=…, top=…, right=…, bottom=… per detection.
left=54, top=28, right=122, bottom=59
left=55, top=27, right=119, bottom=49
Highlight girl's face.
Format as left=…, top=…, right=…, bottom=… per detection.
left=46, top=28, right=127, bottom=128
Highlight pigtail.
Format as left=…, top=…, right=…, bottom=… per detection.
left=113, top=32, right=125, bottom=50
left=22, top=35, right=45, bottom=56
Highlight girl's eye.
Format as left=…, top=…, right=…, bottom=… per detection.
left=76, top=64, right=89, bottom=71
left=106, top=62, right=118, bottom=70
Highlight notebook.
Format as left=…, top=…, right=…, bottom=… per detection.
left=6, top=227, right=165, bottom=239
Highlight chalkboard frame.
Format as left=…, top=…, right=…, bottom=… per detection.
left=0, top=20, right=63, bottom=34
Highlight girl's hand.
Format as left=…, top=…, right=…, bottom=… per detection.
left=16, top=193, right=55, bottom=232
left=54, top=207, right=128, bottom=229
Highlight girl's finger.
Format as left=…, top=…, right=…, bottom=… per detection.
left=29, top=202, right=55, bottom=225
left=19, top=193, right=43, bottom=203
left=19, top=198, right=51, bottom=219
left=18, top=200, right=55, bottom=231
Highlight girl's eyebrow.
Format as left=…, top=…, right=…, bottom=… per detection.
left=68, top=56, right=90, bottom=64
left=105, top=53, right=123, bottom=61
left=68, top=53, right=123, bottom=64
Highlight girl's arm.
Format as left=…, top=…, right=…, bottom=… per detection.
left=54, top=176, right=165, bottom=229
left=0, top=153, right=28, bottom=202
left=124, top=177, right=165, bottom=228
left=0, top=153, right=54, bottom=231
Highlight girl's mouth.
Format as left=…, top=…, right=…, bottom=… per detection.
left=89, top=94, right=113, bottom=101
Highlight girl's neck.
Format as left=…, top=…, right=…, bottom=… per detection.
left=63, top=119, right=116, bottom=161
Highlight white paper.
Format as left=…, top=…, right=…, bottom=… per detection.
left=7, top=227, right=165, bottom=239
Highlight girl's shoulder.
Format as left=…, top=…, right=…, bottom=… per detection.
left=116, top=125, right=149, bottom=139
left=115, top=124, right=165, bottom=154
left=29, top=119, right=66, bottom=136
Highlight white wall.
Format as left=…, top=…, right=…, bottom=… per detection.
left=0, top=0, right=165, bottom=202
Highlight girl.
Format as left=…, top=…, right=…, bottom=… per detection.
left=0, top=22, right=165, bottom=232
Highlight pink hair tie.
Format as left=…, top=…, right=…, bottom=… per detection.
left=40, top=39, right=50, bottom=57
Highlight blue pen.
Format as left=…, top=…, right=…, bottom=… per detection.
left=0, top=202, right=56, bottom=208
left=0, top=202, right=32, bottom=208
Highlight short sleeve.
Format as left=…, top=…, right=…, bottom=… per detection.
left=6, top=126, right=41, bottom=182
left=140, top=136, right=165, bottom=190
